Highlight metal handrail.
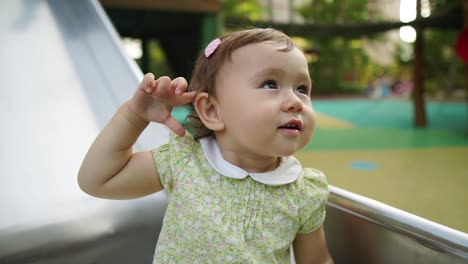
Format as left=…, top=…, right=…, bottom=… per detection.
left=327, top=185, right=468, bottom=259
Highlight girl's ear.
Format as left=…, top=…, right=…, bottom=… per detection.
left=193, top=92, right=225, bottom=131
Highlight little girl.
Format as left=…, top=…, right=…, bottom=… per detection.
left=78, top=28, right=333, bottom=263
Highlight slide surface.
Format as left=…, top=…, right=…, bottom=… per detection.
left=0, top=0, right=168, bottom=262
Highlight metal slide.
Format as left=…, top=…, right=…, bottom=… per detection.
left=0, top=0, right=169, bottom=263
left=0, top=0, right=467, bottom=263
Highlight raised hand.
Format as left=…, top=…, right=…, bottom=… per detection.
left=130, top=73, right=196, bottom=136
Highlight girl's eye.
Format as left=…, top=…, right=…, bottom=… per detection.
left=297, top=85, right=309, bottom=95
left=261, top=80, right=278, bottom=89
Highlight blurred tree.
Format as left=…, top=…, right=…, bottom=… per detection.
left=297, top=0, right=386, bottom=94
left=297, top=0, right=374, bottom=24
left=425, top=0, right=466, bottom=97
left=222, top=0, right=262, bottom=21
left=147, top=40, right=174, bottom=78
left=421, top=29, right=465, bottom=97
left=395, top=0, right=466, bottom=99
left=135, top=40, right=174, bottom=78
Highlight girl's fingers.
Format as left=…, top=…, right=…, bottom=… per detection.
left=140, top=75, right=188, bottom=97
left=140, top=73, right=155, bottom=93
left=170, top=77, right=188, bottom=95
left=178, top=91, right=197, bottom=105
left=140, top=75, right=191, bottom=108
left=163, top=116, right=186, bottom=137
left=153, top=76, right=171, bottom=98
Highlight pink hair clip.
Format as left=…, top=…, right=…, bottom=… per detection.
left=205, top=38, right=221, bottom=58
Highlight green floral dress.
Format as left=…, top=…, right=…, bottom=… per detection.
left=151, top=133, right=328, bottom=263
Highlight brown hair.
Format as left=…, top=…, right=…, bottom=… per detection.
left=186, top=28, right=296, bottom=140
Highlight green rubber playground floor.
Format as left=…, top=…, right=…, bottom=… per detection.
left=299, top=98, right=468, bottom=233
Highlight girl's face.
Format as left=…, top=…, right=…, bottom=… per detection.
left=214, top=42, right=315, bottom=165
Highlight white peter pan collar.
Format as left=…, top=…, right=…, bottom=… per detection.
left=199, top=137, right=302, bottom=186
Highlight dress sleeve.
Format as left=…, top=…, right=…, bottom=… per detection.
left=151, top=132, right=195, bottom=194
left=297, top=168, right=329, bottom=234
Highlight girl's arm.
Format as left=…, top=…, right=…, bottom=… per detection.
left=293, top=225, right=334, bottom=264
left=77, top=73, right=195, bottom=199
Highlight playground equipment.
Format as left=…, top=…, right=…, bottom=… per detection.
left=0, top=0, right=467, bottom=263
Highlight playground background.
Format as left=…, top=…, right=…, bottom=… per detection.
left=298, top=97, right=468, bottom=233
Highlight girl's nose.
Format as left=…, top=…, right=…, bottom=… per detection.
left=281, top=90, right=303, bottom=112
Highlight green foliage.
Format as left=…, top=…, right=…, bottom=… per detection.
left=297, top=0, right=465, bottom=97
left=145, top=40, right=173, bottom=77
left=293, top=0, right=389, bottom=94
left=308, top=37, right=378, bottom=94
left=297, top=0, right=374, bottom=24
left=222, top=0, right=262, bottom=20
left=393, top=27, right=465, bottom=97
left=431, top=0, right=455, bottom=9
left=422, top=29, right=465, bottom=95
